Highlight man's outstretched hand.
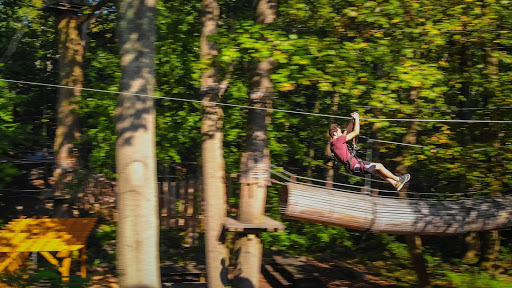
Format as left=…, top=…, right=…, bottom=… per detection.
left=351, top=112, right=359, bottom=120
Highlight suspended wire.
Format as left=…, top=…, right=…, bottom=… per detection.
left=293, top=174, right=372, bottom=190
left=360, top=135, right=512, bottom=151
left=270, top=166, right=486, bottom=199
left=332, top=29, right=512, bottom=34
left=361, top=136, right=431, bottom=149
left=356, top=105, right=512, bottom=111
left=338, top=170, right=389, bottom=183
left=290, top=169, right=420, bottom=195
left=2, top=78, right=512, bottom=124
left=1, top=188, right=51, bottom=192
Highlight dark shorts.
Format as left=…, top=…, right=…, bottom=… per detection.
left=353, top=160, right=377, bottom=175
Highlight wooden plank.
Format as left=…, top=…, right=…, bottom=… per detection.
left=224, top=216, right=285, bottom=233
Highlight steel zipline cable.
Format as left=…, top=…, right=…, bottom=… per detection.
left=356, top=104, right=512, bottom=111
left=2, top=78, right=512, bottom=124
left=1, top=79, right=508, bottom=200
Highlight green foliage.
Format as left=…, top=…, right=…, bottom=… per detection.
left=1, top=0, right=512, bottom=286
left=444, top=270, right=512, bottom=288
left=160, top=227, right=205, bottom=264
left=1, top=268, right=90, bottom=288
left=262, top=222, right=353, bottom=256
left=155, top=0, right=203, bottom=167
left=30, top=269, right=90, bottom=288
left=87, top=223, right=117, bottom=269
left=95, top=224, right=117, bottom=246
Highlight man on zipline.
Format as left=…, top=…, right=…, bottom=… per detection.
left=329, top=112, right=410, bottom=191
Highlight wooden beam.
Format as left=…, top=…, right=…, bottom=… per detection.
left=59, top=257, right=72, bottom=282
left=0, top=252, right=20, bottom=273
left=40, top=251, right=60, bottom=267
left=80, top=247, right=87, bottom=278
left=224, top=216, right=285, bottom=233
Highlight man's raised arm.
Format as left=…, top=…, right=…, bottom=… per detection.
left=346, top=112, right=360, bottom=141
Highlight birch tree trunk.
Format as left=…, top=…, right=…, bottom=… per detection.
left=200, top=0, right=229, bottom=287
left=116, top=1, right=161, bottom=287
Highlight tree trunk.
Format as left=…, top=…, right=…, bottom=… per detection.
left=463, top=232, right=481, bottom=263
left=53, top=12, right=84, bottom=203
left=479, top=230, right=501, bottom=273
left=116, top=1, right=161, bottom=287
left=200, top=0, right=229, bottom=287
left=324, top=93, right=339, bottom=188
left=307, top=100, right=321, bottom=181
left=395, top=88, right=431, bottom=288
left=236, top=1, right=277, bottom=287
left=479, top=47, right=502, bottom=274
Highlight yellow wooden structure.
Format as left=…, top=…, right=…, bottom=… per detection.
left=0, top=217, right=97, bottom=282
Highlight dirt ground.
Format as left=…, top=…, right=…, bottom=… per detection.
left=85, top=256, right=398, bottom=288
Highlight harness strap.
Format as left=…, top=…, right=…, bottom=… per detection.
left=330, top=142, right=364, bottom=174
left=347, top=150, right=365, bottom=174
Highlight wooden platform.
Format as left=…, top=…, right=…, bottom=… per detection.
left=223, top=216, right=285, bottom=233
left=282, top=182, right=512, bottom=235
left=39, top=1, right=90, bottom=12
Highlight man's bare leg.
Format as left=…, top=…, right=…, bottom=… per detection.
left=374, top=163, right=399, bottom=186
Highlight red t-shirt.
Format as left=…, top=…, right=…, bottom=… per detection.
left=332, top=135, right=358, bottom=169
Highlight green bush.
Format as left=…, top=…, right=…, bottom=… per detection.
left=444, top=270, right=512, bottom=288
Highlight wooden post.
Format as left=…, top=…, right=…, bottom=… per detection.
left=178, top=180, right=186, bottom=226
left=161, top=165, right=170, bottom=228
left=80, top=247, right=87, bottom=278
left=186, top=180, right=195, bottom=245
left=192, top=179, right=201, bottom=244
left=60, top=257, right=71, bottom=282
left=170, top=181, right=177, bottom=228
left=158, top=170, right=164, bottom=225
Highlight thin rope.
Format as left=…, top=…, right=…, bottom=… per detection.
left=1, top=188, right=52, bottom=192
left=3, top=78, right=512, bottom=123
left=282, top=177, right=478, bottom=200
left=288, top=179, right=368, bottom=195
left=270, top=169, right=292, bottom=182
left=271, top=179, right=287, bottom=185
left=273, top=166, right=419, bottom=196
left=0, top=194, right=44, bottom=198
left=338, top=171, right=389, bottom=183
left=271, top=166, right=500, bottom=199
left=362, top=137, right=431, bottom=149
left=356, top=105, right=512, bottom=111
left=361, top=136, right=512, bottom=151
left=293, top=174, right=370, bottom=190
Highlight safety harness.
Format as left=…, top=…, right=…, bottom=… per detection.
left=330, top=141, right=365, bottom=174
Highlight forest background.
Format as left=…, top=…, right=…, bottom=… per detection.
left=1, top=0, right=512, bottom=287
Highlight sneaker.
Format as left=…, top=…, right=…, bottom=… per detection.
left=395, top=174, right=410, bottom=191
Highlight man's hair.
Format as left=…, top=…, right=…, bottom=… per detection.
left=329, top=124, right=341, bottom=138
